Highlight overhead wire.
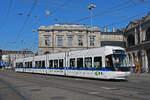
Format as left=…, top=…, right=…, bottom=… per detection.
left=30, top=0, right=69, bottom=52
left=30, top=0, right=132, bottom=26
left=15, top=0, right=38, bottom=42
left=99, top=1, right=150, bottom=28
left=31, top=0, right=150, bottom=30
left=47, top=0, right=89, bottom=10
left=23, top=0, right=88, bottom=12
left=100, top=11, right=148, bottom=28
left=0, top=0, right=13, bottom=29
left=73, top=0, right=150, bottom=23
left=73, top=2, right=132, bottom=23
left=32, top=0, right=73, bottom=28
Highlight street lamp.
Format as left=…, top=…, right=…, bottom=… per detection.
left=88, top=4, right=96, bottom=27
left=87, top=4, right=96, bottom=49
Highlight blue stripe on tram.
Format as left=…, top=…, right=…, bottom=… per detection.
left=16, top=67, right=115, bottom=71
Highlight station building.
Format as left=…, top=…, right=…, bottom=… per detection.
left=38, top=24, right=124, bottom=55
left=124, top=12, right=150, bottom=72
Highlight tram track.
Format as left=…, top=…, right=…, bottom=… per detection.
left=1, top=70, right=150, bottom=100
left=0, top=72, right=119, bottom=100
left=23, top=74, right=150, bottom=100
left=0, top=78, right=28, bottom=100
left=21, top=71, right=150, bottom=93
left=14, top=71, right=150, bottom=91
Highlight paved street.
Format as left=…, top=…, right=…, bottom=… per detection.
left=0, top=70, right=150, bottom=100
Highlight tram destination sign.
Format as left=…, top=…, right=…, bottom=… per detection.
left=113, top=50, right=125, bottom=54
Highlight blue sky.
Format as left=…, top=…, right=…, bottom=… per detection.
left=0, top=0, right=150, bottom=52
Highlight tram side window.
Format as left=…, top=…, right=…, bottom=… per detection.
left=59, top=59, right=63, bottom=69
left=25, top=62, right=28, bottom=67
left=29, top=62, right=32, bottom=68
left=17, top=63, right=20, bottom=67
left=20, top=62, right=23, bottom=67
left=85, top=57, right=92, bottom=69
left=16, top=63, right=18, bottom=67
left=35, top=61, right=38, bottom=67
left=70, top=58, right=75, bottom=69
left=42, top=61, right=45, bottom=68
left=28, top=62, right=29, bottom=67
left=105, top=55, right=113, bottom=67
left=16, top=63, right=19, bottom=67
left=16, top=62, right=23, bottom=67
left=54, top=60, right=58, bottom=68
left=94, top=57, right=102, bottom=69
left=49, top=60, right=53, bottom=68
left=105, top=55, right=115, bottom=71
left=77, top=58, right=83, bottom=69
left=39, top=61, right=42, bottom=67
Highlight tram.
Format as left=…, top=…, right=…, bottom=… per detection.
left=14, top=46, right=131, bottom=80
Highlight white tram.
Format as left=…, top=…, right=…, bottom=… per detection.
left=14, top=46, right=131, bottom=80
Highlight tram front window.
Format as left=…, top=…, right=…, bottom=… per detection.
left=105, top=54, right=129, bottom=71
left=112, top=54, right=127, bottom=67
left=112, top=54, right=129, bottom=71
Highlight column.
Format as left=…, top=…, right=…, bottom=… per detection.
left=145, top=50, right=149, bottom=72
left=141, top=50, right=146, bottom=72
left=134, top=28, right=138, bottom=45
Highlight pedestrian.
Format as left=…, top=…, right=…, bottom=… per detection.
left=135, top=58, right=141, bottom=73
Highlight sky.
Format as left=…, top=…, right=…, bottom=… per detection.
left=0, top=0, right=150, bottom=52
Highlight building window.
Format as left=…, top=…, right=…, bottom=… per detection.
left=68, top=37, right=73, bottom=46
left=45, top=36, right=50, bottom=46
left=44, top=51, right=50, bottom=54
left=78, top=37, right=83, bottom=46
left=127, top=34, right=135, bottom=47
left=90, top=36, right=95, bottom=46
left=58, top=36, right=62, bottom=46
left=146, top=27, right=150, bottom=41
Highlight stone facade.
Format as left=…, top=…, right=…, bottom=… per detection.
left=124, top=12, right=150, bottom=72
left=38, top=24, right=101, bottom=55
left=100, top=32, right=125, bottom=47
left=38, top=24, right=125, bottom=55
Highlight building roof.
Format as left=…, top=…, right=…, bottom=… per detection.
left=125, top=12, right=150, bottom=31
left=1, top=50, right=34, bottom=55
left=38, top=24, right=100, bottom=32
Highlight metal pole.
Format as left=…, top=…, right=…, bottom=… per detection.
left=90, top=9, right=92, bottom=27
left=32, top=29, right=36, bottom=52
left=21, top=40, right=24, bottom=58
left=88, top=4, right=96, bottom=27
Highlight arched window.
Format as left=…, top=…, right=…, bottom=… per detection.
left=127, top=34, right=135, bottom=47
left=146, top=27, right=150, bottom=41
left=44, top=51, right=49, bottom=54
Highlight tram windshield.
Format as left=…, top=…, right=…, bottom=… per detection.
left=105, top=50, right=129, bottom=71
left=112, top=54, right=128, bottom=67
